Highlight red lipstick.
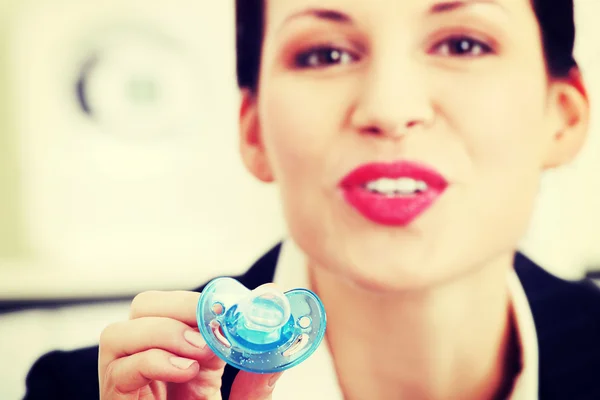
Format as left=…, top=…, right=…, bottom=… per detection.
left=339, top=161, right=448, bottom=226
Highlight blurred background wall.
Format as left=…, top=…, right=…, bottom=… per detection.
left=0, top=1, right=287, bottom=398
left=0, top=0, right=599, bottom=398
left=0, top=0, right=286, bottom=300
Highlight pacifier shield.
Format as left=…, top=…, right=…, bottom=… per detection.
left=196, top=277, right=327, bottom=373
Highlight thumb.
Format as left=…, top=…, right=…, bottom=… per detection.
left=229, top=371, right=283, bottom=400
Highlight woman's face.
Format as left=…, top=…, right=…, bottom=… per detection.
left=244, top=0, right=578, bottom=290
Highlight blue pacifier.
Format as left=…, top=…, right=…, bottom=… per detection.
left=196, top=278, right=327, bottom=373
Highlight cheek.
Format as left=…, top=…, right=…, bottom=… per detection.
left=258, top=78, right=353, bottom=182
left=439, top=68, right=548, bottom=173
left=435, top=69, right=549, bottom=237
left=258, top=77, right=357, bottom=243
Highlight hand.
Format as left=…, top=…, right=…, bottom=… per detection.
left=99, top=290, right=283, bottom=400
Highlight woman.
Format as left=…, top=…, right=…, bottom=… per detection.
left=25, top=0, right=599, bottom=399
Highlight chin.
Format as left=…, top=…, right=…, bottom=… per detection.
left=332, top=259, right=450, bottom=294
left=344, top=274, right=412, bottom=293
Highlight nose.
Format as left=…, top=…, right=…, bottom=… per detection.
left=350, top=53, right=435, bottom=139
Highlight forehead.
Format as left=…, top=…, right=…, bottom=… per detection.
left=264, top=0, right=534, bottom=32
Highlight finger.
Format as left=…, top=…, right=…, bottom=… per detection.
left=167, top=349, right=227, bottom=400
left=102, top=348, right=199, bottom=398
left=99, top=317, right=223, bottom=373
left=129, top=290, right=201, bottom=326
left=229, top=371, right=283, bottom=400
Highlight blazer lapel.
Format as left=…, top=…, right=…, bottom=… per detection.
left=515, top=252, right=600, bottom=399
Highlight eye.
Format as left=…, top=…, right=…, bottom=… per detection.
left=294, top=46, right=358, bottom=69
left=433, top=36, right=493, bottom=57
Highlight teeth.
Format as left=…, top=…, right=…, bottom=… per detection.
left=365, top=178, right=428, bottom=195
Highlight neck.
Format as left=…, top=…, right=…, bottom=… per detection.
left=309, top=254, right=521, bottom=400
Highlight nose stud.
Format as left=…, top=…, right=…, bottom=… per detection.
left=196, top=278, right=327, bottom=373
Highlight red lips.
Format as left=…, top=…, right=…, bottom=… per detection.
left=339, top=161, right=448, bottom=226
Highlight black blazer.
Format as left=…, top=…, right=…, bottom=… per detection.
left=24, top=244, right=600, bottom=400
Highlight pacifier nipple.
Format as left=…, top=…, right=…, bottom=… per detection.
left=232, top=285, right=292, bottom=347
left=239, top=285, right=291, bottom=333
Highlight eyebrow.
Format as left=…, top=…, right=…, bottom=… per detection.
left=278, top=0, right=507, bottom=32
left=278, top=8, right=353, bottom=32
left=429, top=0, right=508, bottom=15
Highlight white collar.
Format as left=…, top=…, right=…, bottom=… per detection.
left=272, top=239, right=539, bottom=399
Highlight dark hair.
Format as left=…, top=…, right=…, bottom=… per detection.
left=236, top=0, right=578, bottom=92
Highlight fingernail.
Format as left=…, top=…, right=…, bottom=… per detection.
left=184, top=330, right=207, bottom=349
left=268, top=372, right=283, bottom=388
left=170, top=357, right=197, bottom=370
